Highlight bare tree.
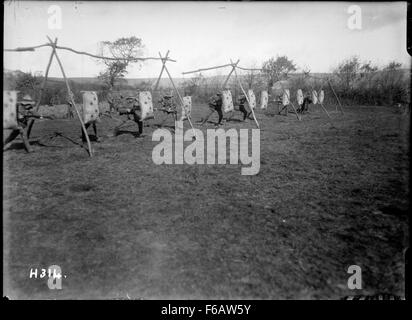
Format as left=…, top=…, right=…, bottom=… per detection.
left=384, top=61, right=402, bottom=71
left=360, top=61, right=378, bottom=73
left=262, top=55, right=297, bottom=88
left=244, top=62, right=261, bottom=90
left=334, top=56, right=361, bottom=91
left=98, top=36, right=145, bottom=90
left=182, top=73, right=205, bottom=96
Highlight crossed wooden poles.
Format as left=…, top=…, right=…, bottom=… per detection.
left=182, top=59, right=345, bottom=126
left=235, top=66, right=302, bottom=121
left=4, top=37, right=177, bottom=156
left=229, top=65, right=346, bottom=120
left=153, top=51, right=197, bottom=139
left=6, top=36, right=94, bottom=156
left=104, top=50, right=198, bottom=139
left=303, top=72, right=345, bottom=115
left=183, top=59, right=260, bottom=128
left=273, top=74, right=302, bottom=121
left=161, top=64, right=344, bottom=130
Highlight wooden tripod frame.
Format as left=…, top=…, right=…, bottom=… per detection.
left=18, top=37, right=93, bottom=157
left=156, top=51, right=197, bottom=140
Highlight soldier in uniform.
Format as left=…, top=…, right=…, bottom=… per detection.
left=201, top=92, right=223, bottom=126
left=158, top=93, right=178, bottom=122
left=113, top=95, right=144, bottom=136
left=4, top=94, right=52, bottom=152
left=297, top=95, right=313, bottom=114
left=66, top=100, right=75, bottom=119
left=130, top=96, right=144, bottom=135
left=118, top=96, right=135, bottom=119
left=236, top=94, right=250, bottom=121
left=17, top=94, right=51, bottom=126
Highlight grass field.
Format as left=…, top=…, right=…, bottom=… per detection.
left=3, top=102, right=409, bottom=299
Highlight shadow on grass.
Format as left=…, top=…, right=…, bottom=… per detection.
left=114, top=130, right=142, bottom=138
left=3, top=142, right=30, bottom=152
left=226, top=118, right=246, bottom=123
left=152, top=124, right=176, bottom=130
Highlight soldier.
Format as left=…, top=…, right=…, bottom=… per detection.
left=201, top=92, right=223, bottom=126
left=158, top=93, right=178, bottom=121
left=297, top=96, right=313, bottom=113
left=129, top=96, right=144, bottom=136
left=114, top=95, right=144, bottom=136
left=18, top=94, right=52, bottom=126
left=118, top=96, right=135, bottom=119
left=80, top=91, right=101, bottom=143
left=236, top=94, right=250, bottom=121
left=81, top=121, right=101, bottom=143
left=4, top=93, right=52, bottom=152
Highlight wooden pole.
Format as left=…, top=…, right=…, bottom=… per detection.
left=34, top=42, right=56, bottom=112
left=158, top=52, right=197, bottom=140
left=222, top=59, right=239, bottom=89
left=153, top=50, right=170, bottom=91
left=182, top=60, right=241, bottom=126
left=305, top=77, right=331, bottom=118
left=232, top=62, right=260, bottom=129
left=328, top=78, right=344, bottom=114
left=47, top=37, right=93, bottom=157
left=318, top=100, right=331, bottom=118
left=158, top=52, right=185, bottom=107
left=4, top=43, right=50, bottom=52
left=26, top=38, right=57, bottom=139
left=317, top=89, right=331, bottom=118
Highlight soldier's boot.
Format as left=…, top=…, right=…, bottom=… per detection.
left=20, top=127, right=33, bottom=153
left=93, top=123, right=101, bottom=142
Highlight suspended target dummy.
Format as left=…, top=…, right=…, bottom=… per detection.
left=3, top=91, right=30, bottom=152
left=80, top=91, right=101, bottom=142
left=236, top=93, right=249, bottom=121
left=4, top=91, right=19, bottom=130
left=318, top=90, right=325, bottom=104
left=296, top=89, right=304, bottom=106
left=138, top=91, right=155, bottom=120
left=247, top=89, right=256, bottom=110
left=222, top=89, right=234, bottom=113
left=312, top=90, right=318, bottom=105
left=260, top=90, right=269, bottom=109
left=282, top=89, right=290, bottom=106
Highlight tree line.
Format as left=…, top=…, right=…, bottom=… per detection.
left=4, top=36, right=409, bottom=107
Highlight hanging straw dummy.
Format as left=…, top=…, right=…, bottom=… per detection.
left=260, top=90, right=269, bottom=109
left=180, top=96, right=192, bottom=121
left=80, top=91, right=101, bottom=142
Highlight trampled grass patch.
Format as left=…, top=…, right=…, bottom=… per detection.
left=3, top=104, right=409, bottom=299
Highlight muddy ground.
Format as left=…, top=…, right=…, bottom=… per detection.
left=3, top=103, right=409, bottom=299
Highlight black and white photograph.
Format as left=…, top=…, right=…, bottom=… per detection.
left=3, top=1, right=410, bottom=301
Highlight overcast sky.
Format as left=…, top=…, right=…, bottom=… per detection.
left=4, top=1, right=410, bottom=78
